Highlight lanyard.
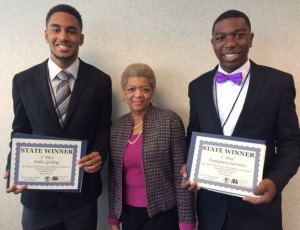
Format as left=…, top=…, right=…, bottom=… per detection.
left=215, top=70, right=251, bottom=129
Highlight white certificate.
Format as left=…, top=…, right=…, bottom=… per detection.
left=186, top=132, right=266, bottom=198
left=8, top=133, right=86, bottom=192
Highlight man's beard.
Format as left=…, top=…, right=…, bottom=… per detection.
left=51, top=50, right=78, bottom=62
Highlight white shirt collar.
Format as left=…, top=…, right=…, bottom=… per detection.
left=47, top=58, right=80, bottom=80
left=217, top=59, right=251, bottom=81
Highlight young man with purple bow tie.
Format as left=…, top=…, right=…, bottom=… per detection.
left=181, top=9, right=300, bottom=230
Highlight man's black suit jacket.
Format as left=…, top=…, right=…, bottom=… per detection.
left=187, top=60, right=300, bottom=230
left=7, top=59, right=112, bottom=211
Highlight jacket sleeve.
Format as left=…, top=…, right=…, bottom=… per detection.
left=265, top=75, right=300, bottom=193
left=6, top=75, right=33, bottom=171
left=90, top=76, right=112, bottom=162
left=170, top=113, right=196, bottom=225
left=186, top=82, right=202, bottom=149
left=108, top=152, right=120, bottom=224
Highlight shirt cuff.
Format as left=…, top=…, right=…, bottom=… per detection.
left=179, top=222, right=196, bottom=230
left=107, top=216, right=120, bottom=225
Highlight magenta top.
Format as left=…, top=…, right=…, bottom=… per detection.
left=123, top=133, right=147, bottom=207
left=108, top=132, right=196, bottom=230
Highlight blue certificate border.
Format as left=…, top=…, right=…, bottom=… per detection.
left=194, top=140, right=262, bottom=192
left=187, top=132, right=265, bottom=194
left=8, top=133, right=87, bottom=192
left=14, top=142, right=78, bottom=187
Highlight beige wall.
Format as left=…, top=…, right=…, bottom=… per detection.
left=0, top=1, right=299, bottom=229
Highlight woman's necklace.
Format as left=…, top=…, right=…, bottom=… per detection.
left=132, top=121, right=143, bottom=129
left=128, top=130, right=143, bottom=144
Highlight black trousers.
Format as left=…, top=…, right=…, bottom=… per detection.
left=22, top=201, right=97, bottom=230
left=121, top=204, right=179, bottom=230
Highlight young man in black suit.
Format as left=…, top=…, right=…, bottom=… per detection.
left=181, top=10, right=300, bottom=230
left=4, top=4, right=112, bottom=230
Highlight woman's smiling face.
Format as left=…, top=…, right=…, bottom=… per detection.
left=123, top=76, right=154, bottom=115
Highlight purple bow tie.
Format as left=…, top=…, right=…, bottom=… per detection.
left=215, top=71, right=242, bottom=85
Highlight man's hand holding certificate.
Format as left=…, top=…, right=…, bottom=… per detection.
left=7, top=133, right=87, bottom=192
left=186, top=132, right=266, bottom=198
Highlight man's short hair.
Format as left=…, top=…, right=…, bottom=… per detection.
left=46, top=4, right=83, bottom=31
left=212, top=10, right=251, bottom=34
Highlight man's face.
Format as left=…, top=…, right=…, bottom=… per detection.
left=45, top=12, right=84, bottom=69
left=211, top=17, right=254, bottom=73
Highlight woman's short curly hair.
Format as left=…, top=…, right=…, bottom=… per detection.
left=121, top=63, right=156, bottom=90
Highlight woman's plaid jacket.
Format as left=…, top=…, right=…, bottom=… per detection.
left=108, top=106, right=196, bottom=224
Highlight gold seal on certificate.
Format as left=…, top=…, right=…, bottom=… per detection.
left=186, top=132, right=266, bottom=198
left=7, top=133, right=87, bottom=192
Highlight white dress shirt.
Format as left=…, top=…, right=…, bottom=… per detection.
left=47, top=57, right=79, bottom=105
left=215, top=60, right=251, bottom=136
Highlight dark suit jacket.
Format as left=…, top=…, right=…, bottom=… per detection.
left=187, top=60, right=300, bottom=230
left=7, top=59, right=112, bottom=211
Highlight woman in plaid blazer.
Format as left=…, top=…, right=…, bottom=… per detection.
left=108, top=63, right=196, bottom=230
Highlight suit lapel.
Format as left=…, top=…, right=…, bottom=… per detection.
left=63, top=59, right=89, bottom=127
left=205, top=68, right=224, bottom=134
left=38, top=60, right=62, bottom=128
left=233, top=61, right=266, bottom=135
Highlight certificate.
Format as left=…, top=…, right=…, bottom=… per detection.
left=8, top=133, right=87, bottom=192
left=186, top=132, right=266, bottom=198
